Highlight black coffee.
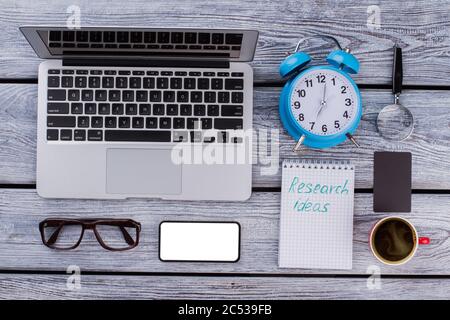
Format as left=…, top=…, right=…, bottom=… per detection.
left=373, top=219, right=415, bottom=262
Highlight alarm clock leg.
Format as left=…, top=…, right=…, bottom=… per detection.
left=293, top=135, right=306, bottom=152
left=346, top=133, right=360, bottom=148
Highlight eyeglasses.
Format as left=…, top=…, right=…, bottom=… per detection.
left=39, top=218, right=141, bottom=251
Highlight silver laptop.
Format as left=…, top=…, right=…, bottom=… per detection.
left=21, top=26, right=258, bottom=201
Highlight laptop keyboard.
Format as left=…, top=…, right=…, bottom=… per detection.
left=45, top=68, right=245, bottom=143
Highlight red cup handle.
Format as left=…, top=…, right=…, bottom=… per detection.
left=419, top=237, right=430, bottom=245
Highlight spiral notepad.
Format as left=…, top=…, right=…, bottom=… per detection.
left=278, top=159, right=355, bottom=270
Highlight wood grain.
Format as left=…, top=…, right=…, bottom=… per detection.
left=1, top=84, right=450, bottom=189
left=0, top=189, right=448, bottom=275
left=1, top=0, right=450, bottom=85
left=1, top=273, right=449, bottom=299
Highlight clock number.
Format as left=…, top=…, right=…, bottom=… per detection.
left=332, top=78, right=336, bottom=86
left=309, top=122, right=315, bottom=130
left=298, top=89, right=306, bottom=98
left=341, top=86, right=347, bottom=94
left=345, top=98, right=352, bottom=106
left=343, top=111, right=349, bottom=118
left=334, top=120, right=340, bottom=129
left=305, top=79, right=313, bottom=87
left=316, top=75, right=325, bottom=83
left=322, top=124, right=327, bottom=133
left=298, top=113, right=304, bottom=121
left=293, top=101, right=301, bottom=109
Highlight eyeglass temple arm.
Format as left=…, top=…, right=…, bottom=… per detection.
left=46, top=224, right=64, bottom=246
left=119, top=226, right=136, bottom=245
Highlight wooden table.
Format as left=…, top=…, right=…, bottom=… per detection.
left=1, top=0, right=450, bottom=300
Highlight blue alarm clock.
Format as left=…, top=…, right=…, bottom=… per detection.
left=279, top=35, right=362, bottom=151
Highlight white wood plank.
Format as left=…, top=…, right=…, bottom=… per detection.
left=0, top=0, right=449, bottom=85
left=0, top=274, right=449, bottom=299
left=0, top=189, right=447, bottom=275
left=1, top=84, right=450, bottom=189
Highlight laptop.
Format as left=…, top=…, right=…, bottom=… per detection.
left=21, top=26, right=258, bottom=201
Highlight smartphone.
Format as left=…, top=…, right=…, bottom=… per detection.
left=159, top=221, right=241, bottom=262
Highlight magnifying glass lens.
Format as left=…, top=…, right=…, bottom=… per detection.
left=376, top=104, right=414, bottom=141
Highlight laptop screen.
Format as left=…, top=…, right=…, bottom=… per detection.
left=21, top=27, right=258, bottom=62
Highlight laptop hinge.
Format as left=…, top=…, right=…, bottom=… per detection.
left=62, top=58, right=230, bottom=69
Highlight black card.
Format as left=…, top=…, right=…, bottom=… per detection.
left=373, top=152, right=412, bottom=212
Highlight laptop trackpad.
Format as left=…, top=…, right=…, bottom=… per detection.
left=106, top=148, right=182, bottom=195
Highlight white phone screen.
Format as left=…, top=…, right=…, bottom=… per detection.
left=159, top=222, right=240, bottom=262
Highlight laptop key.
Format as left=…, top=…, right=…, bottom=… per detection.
left=88, top=77, right=100, bottom=88
left=103, top=31, right=115, bottom=42
left=157, top=32, right=170, bottom=43
left=132, top=117, right=145, bottom=128
left=68, top=90, right=80, bottom=101
left=150, top=91, right=162, bottom=102
left=99, top=103, right=110, bottom=115
left=85, top=103, right=96, bottom=114
left=74, top=129, right=86, bottom=141
left=61, top=76, right=73, bottom=87
left=123, top=91, right=134, bottom=102
left=187, top=117, right=199, bottom=129
left=48, top=89, right=66, bottom=101
left=130, top=77, right=141, bottom=89
left=116, top=77, right=127, bottom=88
left=95, top=90, right=107, bottom=101
left=143, top=77, right=155, bottom=89
left=212, top=33, right=224, bottom=44
left=146, top=117, right=157, bottom=128
left=105, top=117, right=117, bottom=128
left=214, top=118, right=243, bottom=130
left=47, top=116, right=76, bottom=128
left=218, top=92, right=230, bottom=103
left=81, top=90, right=94, bottom=101
left=167, top=104, right=178, bottom=115
left=139, top=104, right=151, bottom=115
left=225, top=33, right=243, bottom=45
left=177, top=91, right=189, bottom=103
left=185, top=32, right=197, bottom=44
left=112, top=103, right=124, bottom=115
left=49, top=31, right=61, bottom=41
left=191, top=91, right=202, bottom=103
left=163, top=91, right=175, bottom=102
left=173, top=118, right=185, bottom=129
left=159, top=117, right=171, bottom=129
left=184, top=78, right=196, bottom=90
left=204, top=92, right=216, bottom=103
left=47, top=129, right=59, bottom=141
left=232, top=92, right=244, bottom=103
left=105, top=130, right=171, bottom=142
left=119, top=117, right=131, bottom=128
left=194, top=104, right=206, bottom=116
left=60, top=129, right=72, bottom=141
left=207, top=104, right=219, bottom=116
left=170, top=78, right=182, bottom=89
left=91, top=117, right=103, bottom=128
left=198, top=78, right=209, bottom=89
left=126, top=104, right=137, bottom=115
left=47, top=103, right=69, bottom=114
left=157, top=77, right=169, bottom=89
left=201, top=118, right=212, bottom=129
left=136, top=91, right=148, bottom=102
left=48, top=76, right=60, bottom=87
left=71, top=103, right=83, bottom=114
left=211, top=78, right=223, bottom=90
left=199, top=33, right=210, bottom=44
left=173, top=131, right=189, bottom=142
left=48, top=69, right=60, bottom=74
left=190, top=131, right=202, bottom=142
left=102, top=77, right=114, bottom=88
left=75, top=76, right=87, bottom=88
left=78, top=116, right=89, bottom=128
left=180, top=104, right=192, bottom=116
left=225, top=78, right=244, bottom=90
left=109, top=90, right=121, bottom=101
left=88, top=130, right=103, bottom=141
left=153, top=104, right=164, bottom=115
left=221, top=105, right=243, bottom=117
left=117, top=31, right=129, bottom=43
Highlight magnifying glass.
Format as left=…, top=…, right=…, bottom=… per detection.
left=376, top=45, right=414, bottom=141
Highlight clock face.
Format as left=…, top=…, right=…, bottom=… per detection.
left=289, top=68, right=359, bottom=136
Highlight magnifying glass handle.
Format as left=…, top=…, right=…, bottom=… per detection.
left=393, top=44, right=403, bottom=96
